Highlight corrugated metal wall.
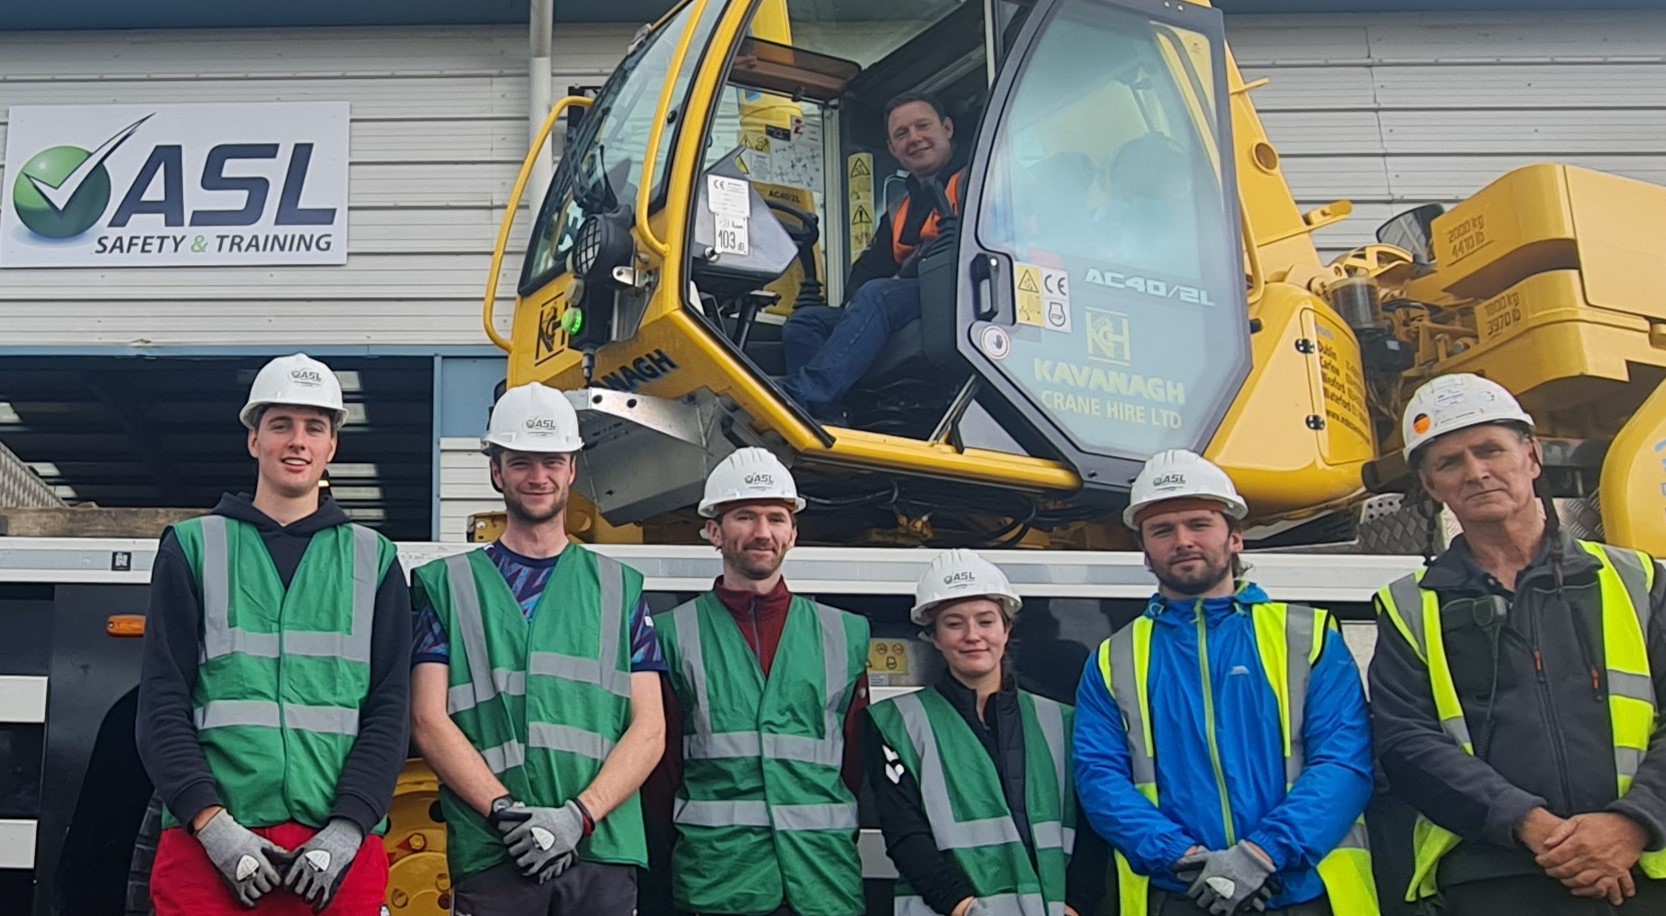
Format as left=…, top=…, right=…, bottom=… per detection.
left=0, top=24, right=635, bottom=347
left=439, top=438, right=496, bottom=543
left=1230, top=10, right=1666, bottom=258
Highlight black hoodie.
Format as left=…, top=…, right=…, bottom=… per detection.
left=136, top=492, right=412, bottom=834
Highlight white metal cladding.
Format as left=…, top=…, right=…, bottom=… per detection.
left=438, top=437, right=499, bottom=544
left=0, top=24, right=634, bottom=347
left=1228, top=10, right=1666, bottom=260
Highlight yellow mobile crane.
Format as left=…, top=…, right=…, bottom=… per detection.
left=477, top=0, right=1666, bottom=554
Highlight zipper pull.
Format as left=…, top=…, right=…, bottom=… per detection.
left=1591, top=668, right=1603, bottom=700
left=1533, top=649, right=1548, bottom=683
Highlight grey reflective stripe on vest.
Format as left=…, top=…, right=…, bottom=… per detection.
left=673, top=798, right=858, bottom=831
left=1107, top=628, right=1155, bottom=786
left=1337, top=820, right=1370, bottom=851
left=445, top=553, right=498, bottom=714
left=1600, top=544, right=1653, bottom=636
left=529, top=721, right=617, bottom=761
left=590, top=554, right=631, bottom=699
left=447, top=669, right=527, bottom=714
left=672, top=598, right=852, bottom=768
left=1029, top=696, right=1075, bottom=854
left=194, top=699, right=360, bottom=736
left=199, top=515, right=378, bottom=663
left=1283, top=605, right=1317, bottom=787
left=895, top=893, right=1060, bottom=916
left=479, top=739, right=527, bottom=774
left=1384, top=573, right=1476, bottom=749
left=893, top=691, right=1024, bottom=851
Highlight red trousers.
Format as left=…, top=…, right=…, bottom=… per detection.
left=152, top=821, right=389, bottom=916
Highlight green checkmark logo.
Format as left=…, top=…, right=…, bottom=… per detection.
left=12, top=145, right=112, bottom=238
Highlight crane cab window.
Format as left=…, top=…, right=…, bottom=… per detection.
left=973, top=0, right=1250, bottom=458
left=686, top=0, right=987, bottom=381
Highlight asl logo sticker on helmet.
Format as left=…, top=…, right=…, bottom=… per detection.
left=1151, top=473, right=1186, bottom=489
left=943, top=570, right=977, bottom=587
left=524, top=417, right=560, bottom=431
left=744, top=472, right=774, bottom=486
left=289, top=369, right=323, bottom=386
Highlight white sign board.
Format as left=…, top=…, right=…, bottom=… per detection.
left=1, top=102, right=349, bottom=268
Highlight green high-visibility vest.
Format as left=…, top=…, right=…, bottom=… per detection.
left=656, top=592, right=870, bottom=916
left=168, top=514, right=394, bottom=830
left=868, top=685, right=1076, bottom=916
left=410, top=544, right=647, bottom=880
left=1377, top=539, right=1666, bottom=902
left=1094, top=601, right=1379, bottom=916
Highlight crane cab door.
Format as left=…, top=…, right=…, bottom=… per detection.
left=932, top=0, right=1254, bottom=493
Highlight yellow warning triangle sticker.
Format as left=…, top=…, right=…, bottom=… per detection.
left=1017, top=271, right=1040, bottom=293
left=852, top=204, right=873, bottom=225
left=736, top=157, right=751, bottom=175
left=849, top=157, right=871, bottom=177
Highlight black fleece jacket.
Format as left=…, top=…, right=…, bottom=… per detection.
left=1371, top=529, right=1666, bottom=886
left=136, top=493, right=412, bottom=834
left=863, top=674, right=1110, bottom=915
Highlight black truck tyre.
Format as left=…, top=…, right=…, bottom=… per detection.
left=125, top=791, right=162, bottom=916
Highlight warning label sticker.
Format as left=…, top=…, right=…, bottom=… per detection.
left=1015, top=262, right=1044, bottom=327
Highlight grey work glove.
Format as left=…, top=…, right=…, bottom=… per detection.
left=195, top=809, right=287, bottom=908
left=1175, top=842, right=1278, bottom=915
left=282, top=818, right=364, bottom=913
left=491, top=800, right=586, bottom=884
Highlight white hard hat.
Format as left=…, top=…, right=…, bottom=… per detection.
left=1122, top=448, right=1249, bottom=528
left=911, top=548, right=1022, bottom=626
left=481, top=383, right=584, bottom=454
left=240, top=353, right=347, bottom=429
left=698, top=447, right=804, bottom=518
left=1402, top=373, right=1535, bottom=463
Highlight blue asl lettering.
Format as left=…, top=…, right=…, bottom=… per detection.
left=191, top=143, right=278, bottom=227
left=275, top=143, right=337, bottom=226
left=110, top=145, right=185, bottom=227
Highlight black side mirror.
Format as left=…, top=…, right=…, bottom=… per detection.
left=1376, top=203, right=1445, bottom=266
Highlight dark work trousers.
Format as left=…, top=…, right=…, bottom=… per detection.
left=452, top=859, right=637, bottom=915
left=1439, top=874, right=1666, bottom=915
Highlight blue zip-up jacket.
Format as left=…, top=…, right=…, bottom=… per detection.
left=1072, top=584, right=1373, bottom=908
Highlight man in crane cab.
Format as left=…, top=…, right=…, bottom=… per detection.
left=648, top=448, right=871, bottom=916
left=1372, top=373, right=1666, bottom=914
left=865, top=548, right=1109, bottom=916
left=778, top=92, right=967, bottom=422
left=137, top=353, right=413, bottom=915
left=408, top=382, right=666, bottom=915
left=1075, top=449, right=1379, bottom=916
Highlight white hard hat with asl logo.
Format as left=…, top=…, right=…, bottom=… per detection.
left=911, top=548, right=1022, bottom=625
left=1122, top=448, right=1249, bottom=528
left=240, top=353, right=347, bottom=429
left=699, top=447, right=804, bottom=517
left=480, top=383, right=584, bottom=454
left=1402, top=373, right=1535, bottom=463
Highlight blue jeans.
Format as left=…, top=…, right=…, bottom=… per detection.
left=778, top=278, right=922, bottom=417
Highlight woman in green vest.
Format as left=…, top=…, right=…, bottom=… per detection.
left=865, top=549, right=1107, bottom=916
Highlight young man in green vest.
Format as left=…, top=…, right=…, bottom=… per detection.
left=1372, top=373, right=1666, bottom=914
left=652, top=447, right=871, bottom=916
left=1074, top=449, right=1378, bottom=916
left=866, top=548, right=1108, bottom=916
left=137, top=353, right=413, bottom=915
left=408, top=382, right=666, bottom=915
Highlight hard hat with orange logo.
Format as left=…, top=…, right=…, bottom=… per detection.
left=1401, top=373, right=1535, bottom=464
